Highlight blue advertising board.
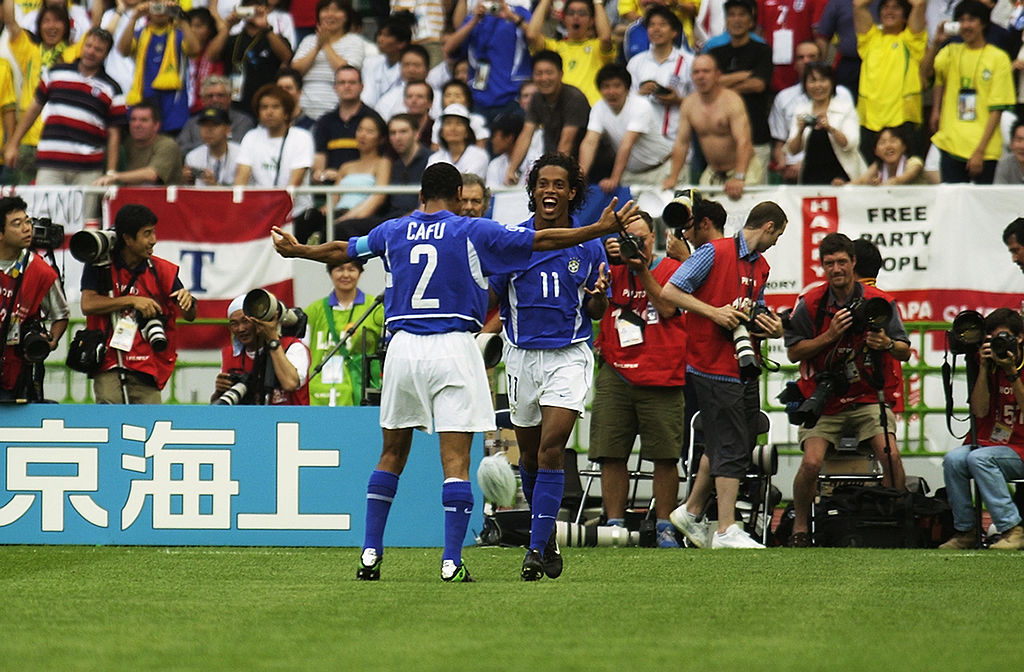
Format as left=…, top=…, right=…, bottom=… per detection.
left=0, top=406, right=485, bottom=547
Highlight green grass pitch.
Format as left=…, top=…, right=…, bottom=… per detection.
left=3, top=544, right=1023, bottom=671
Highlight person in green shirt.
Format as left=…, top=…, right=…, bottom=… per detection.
left=303, top=259, right=384, bottom=406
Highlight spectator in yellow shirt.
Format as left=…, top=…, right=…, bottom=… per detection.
left=525, top=0, right=615, bottom=104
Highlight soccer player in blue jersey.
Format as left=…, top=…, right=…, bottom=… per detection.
left=272, top=162, right=639, bottom=582
left=490, top=153, right=609, bottom=581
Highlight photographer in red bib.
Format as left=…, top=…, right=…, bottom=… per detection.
left=0, top=196, right=68, bottom=401
left=782, top=232, right=910, bottom=547
left=80, top=204, right=196, bottom=403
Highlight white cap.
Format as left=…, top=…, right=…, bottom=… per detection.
left=440, top=103, right=471, bottom=121
left=227, top=294, right=246, bottom=318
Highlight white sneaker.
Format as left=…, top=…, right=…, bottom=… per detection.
left=669, top=505, right=707, bottom=548
left=711, top=523, right=766, bottom=549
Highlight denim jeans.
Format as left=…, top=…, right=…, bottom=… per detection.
left=943, top=444, right=1024, bottom=532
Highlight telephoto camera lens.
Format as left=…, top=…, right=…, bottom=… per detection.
left=732, top=322, right=760, bottom=379
left=137, top=313, right=168, bottom=352
left=20, top=328, right=51, bottom=363
left=213, top=373, right=250, bottom=406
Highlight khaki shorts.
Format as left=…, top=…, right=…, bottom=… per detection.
left=588, top=363, right=685, bottom=462
left=797, top=403, right=898, bottom=448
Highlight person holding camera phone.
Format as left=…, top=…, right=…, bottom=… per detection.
left=213, top=292, right=309, bottom=405
left=783, top=232, right=909, bottom=547
left=940, top=308, right=1024, bottom=550
left=0, top=196, right=68, bottom=401
left=116, top=0, right=201, bottom=134
left=589, top=210, right=687, bottom=549
left=80, top=204, right=196, bottom=404
left=660, top=201, right=786, bottom=548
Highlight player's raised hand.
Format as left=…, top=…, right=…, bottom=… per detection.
left=584, top=262, right=609, bottom=296
left=271, top=226, right=301, bottom=258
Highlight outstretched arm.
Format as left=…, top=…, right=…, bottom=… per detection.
left=272, top=225, right=352, bottom=264
left=532, top=198, right=640, bottom=250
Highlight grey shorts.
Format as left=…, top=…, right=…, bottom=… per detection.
left=797, top=403, right=898, bottom=448
left=690, top=374, right=760, bottom=479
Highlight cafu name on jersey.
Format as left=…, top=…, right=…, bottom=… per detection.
left=407, top=221, right=446, bottom=240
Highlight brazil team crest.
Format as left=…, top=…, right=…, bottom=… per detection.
left=568, top=259, right=580, bottom=273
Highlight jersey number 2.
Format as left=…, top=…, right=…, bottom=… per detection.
left=410, top=244, right=439, bottom=309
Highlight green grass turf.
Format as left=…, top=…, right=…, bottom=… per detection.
left=2, top=544, right=1023, bottom=671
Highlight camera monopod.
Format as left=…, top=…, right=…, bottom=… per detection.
left=309, top=293, right=384, bottom=380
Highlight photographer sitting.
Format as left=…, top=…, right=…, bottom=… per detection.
left=81, top=204, right=196, bottom=404
left=0, top=196, right=68, bottom=401
left=213, top=294, right=310, bottom=405
left=784, top=232, right=910, bottom=547
left=940, top=308, right=1024, bottom=550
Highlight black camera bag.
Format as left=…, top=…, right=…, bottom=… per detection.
left=66, top=329, right=107, bottom=374
left=815, top=486, right=918, bottom=548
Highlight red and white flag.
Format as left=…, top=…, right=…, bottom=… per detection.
left=105, top=188, right=296, bottom=349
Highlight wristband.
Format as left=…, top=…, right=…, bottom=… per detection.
left=1009, top=369, right=1020, bottom=383
left=886, top=339, right=895, bottom=351
left=267, top=339, right=281, bottom=351
left=732, top=172, right=745, bottom=181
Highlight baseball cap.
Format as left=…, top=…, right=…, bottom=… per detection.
left=197, top=107, right=231, bottom=125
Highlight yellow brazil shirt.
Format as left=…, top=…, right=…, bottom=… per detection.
left=10, top=30, right=81, bottom=147
left=931, top=42, right=1015, bottom=161
left=856, top=25, right=927, bottom=131
left=542, top=37, right=616, bottom=105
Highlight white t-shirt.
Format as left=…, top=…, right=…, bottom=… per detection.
left=360, top=53, right=401, bottom=109
left=184, top=141, right=242, bottom=186
left=237, top=126, right=315, bottom=215
left=586, top=93, right=673, bottom=173
left=100, top=8, right=141, bottom=94
left=626, top=47, right=694, bottom=140
left=427, top=145, right=490, bottom=180
left=294, top=32, right=372, bottom=121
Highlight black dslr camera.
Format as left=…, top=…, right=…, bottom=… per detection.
left=30, top=217, right=64, bottom=250
left=778, top=370, right=849, bottom=429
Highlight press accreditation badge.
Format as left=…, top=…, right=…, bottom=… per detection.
left=772, top=29, right=793, bottom=64
left=615, top=309, right=645, bottom=347
left=6, top=318, right=18, bottom=345
left=958, top=88, right=977, bottom=122
left=991, top=421, right=1012, bottom=444
left=110, top=315, right=138, bottom=352
left=230, top=68, right=246, bottom=103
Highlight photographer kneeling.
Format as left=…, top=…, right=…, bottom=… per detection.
left=213, top=293, right=310, bottom=405
left=940, top=308, right=1024, bottom=550
left=80, top=204, right=196, bottom=404
left=783, top=233, right=910, bottom=547
left=0, top=197, right=68, bottom=401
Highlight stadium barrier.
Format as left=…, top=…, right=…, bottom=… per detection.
left=0, top=404, right=484, bottom=546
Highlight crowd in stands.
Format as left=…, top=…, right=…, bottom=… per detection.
left=1, top=0, right=1022, bottom=220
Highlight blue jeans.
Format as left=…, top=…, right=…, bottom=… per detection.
left=943, top=444, right=1024, bottom=532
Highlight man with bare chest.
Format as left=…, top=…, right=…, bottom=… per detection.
left=662, top=54, right=760, bottom=200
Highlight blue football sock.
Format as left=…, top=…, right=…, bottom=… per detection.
left=364, top=470, right=399, bottom=555
left=519, top=460, right=537, bottom=508
left=606, top=518, right=625, bottom=528
left=442, top=479, right=473, bottom=565
left=529, top=468, right=563, bottom=551
left=657, top=519, right=673, bottom=534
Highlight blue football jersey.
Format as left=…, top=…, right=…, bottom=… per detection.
left=492, top=217, right=607, bottom=349
left=350, top=210, right=535, bottom=335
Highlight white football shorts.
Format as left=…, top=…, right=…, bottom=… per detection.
left=503, top=340, right=593, bottom=427
left=379, top=330, right=496, bottom=433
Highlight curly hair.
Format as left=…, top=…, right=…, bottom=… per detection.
left=526, top=153, right=586, bottom=215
